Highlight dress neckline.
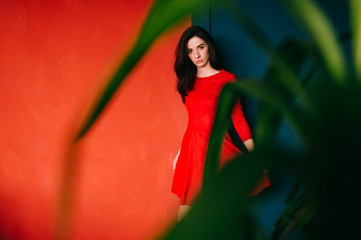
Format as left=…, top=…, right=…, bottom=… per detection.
left=196, top=69, right=223, bottom=79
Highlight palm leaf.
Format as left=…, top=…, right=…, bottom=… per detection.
left=271, top=192, right=313, bottom=240
left=279, top=0, right=348, bottom=86
left=161, top=150, right=269, bottom=239
left=226, top=2, right=316, bottom=115
left=203, top=79, right=317, bottom=187
left=255, top=38, right=311, bottom=148
left=55, top=0, right=229, bottom=239
left=283, top=202, right=317, bottom=238
left=350, top=0, right=361, bottom=82
left=75, top=0, right=227, bottom=140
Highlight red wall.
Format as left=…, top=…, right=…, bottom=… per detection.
left=0, top=0, right=188, bottom=239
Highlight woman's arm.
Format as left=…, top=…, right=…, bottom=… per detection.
left=231, top=99, right=254, bottom=152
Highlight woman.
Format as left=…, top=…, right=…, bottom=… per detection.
left=171, top=26, right=270, bottom=219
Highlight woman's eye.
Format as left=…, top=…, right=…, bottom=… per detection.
left=199, top=46, right=204, bottom=50
left=187, top=50, right=192, bottom=54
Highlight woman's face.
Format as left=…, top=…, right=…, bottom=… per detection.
left=186, top=36, right=210, bottom=69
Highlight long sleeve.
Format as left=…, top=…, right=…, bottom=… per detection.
left=231, top=99, right=252, bottom=142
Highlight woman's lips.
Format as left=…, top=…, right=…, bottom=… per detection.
left=196, top=60, right=203, bottom=64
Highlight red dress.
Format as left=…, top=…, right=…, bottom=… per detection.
left=171, top=70, right=270, bottom=205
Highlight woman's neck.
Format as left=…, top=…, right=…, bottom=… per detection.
left=196, top=66, right=220, bottom=78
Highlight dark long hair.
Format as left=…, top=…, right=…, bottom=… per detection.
left=174, top=26, right=222, bottom=103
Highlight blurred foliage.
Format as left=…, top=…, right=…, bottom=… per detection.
left=350, top=0, right=361, bottom=81
left=161, top=0, right=361, bottom=239
left=56, top=0, right=360, bottom=239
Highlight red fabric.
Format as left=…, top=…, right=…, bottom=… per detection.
left=171, top=70, right=270, bottom=205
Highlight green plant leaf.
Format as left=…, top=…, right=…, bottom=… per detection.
left=56, top=0, right=229, bottom=239
left=271, top=192, right=312, bottom=240
left=226, top=3, right=317, bottom=116
left=255, top=38, right=311, bottom=148
left=279, top=0, right=348, bottom=86
left=203, top=79, right=317, bottom=187
left=283, top=203, right=317, bottom=238
left=75, top=0, right=228, bottom=141
left=285, top=177, right=302, bottom=203
left=160, top=150, right=269, bottom=239
left=202, top=79, right=248, bottom=188
left=350, top=0, right=361, bottom=82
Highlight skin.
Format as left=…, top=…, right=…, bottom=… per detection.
left=186, top=36, right=220, bottom=77
left=175, top=36, right=255, bottom=220
left=244, top=139, right=255, bottom=151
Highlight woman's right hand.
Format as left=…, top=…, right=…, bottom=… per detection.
left=173, top=148, right=181, bottom=173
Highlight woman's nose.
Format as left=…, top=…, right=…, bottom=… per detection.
left=194, top=50, right=200, bottom=59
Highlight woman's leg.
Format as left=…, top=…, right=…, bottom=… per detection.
left=177, top=205, right=191, bottom=221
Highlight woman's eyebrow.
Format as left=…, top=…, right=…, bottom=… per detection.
left=187, top=43, right=205, bottom=51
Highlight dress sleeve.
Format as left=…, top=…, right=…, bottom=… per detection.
left=222, top=72, right=253, bottom=142
left=231, top=99, right=253, bottom=142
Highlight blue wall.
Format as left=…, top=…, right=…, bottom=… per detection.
left=193, top=0, right=350, bottom=142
